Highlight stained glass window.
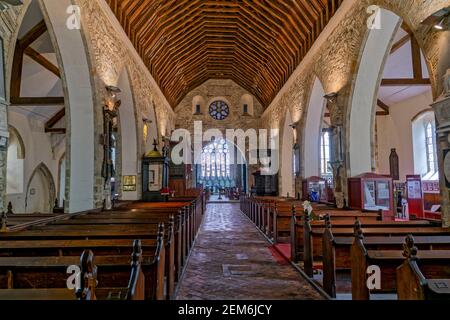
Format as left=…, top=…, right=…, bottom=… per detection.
left=209, top=101, right=230, bottom=120
left=425, top=122, right=437, bottom=173
left=321, top=131, right=332, bottom=176
left=201, top=139, right=231, bottom=178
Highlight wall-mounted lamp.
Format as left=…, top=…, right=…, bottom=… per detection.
left=105, top=86, right=121, bottom=112
left=434, top=17, right=446, bottom=30
left=289, top=121, right=299, bottom=129
left=421, top=6, right=449, bottom=31
left=324, top=92, right=338, bottom=104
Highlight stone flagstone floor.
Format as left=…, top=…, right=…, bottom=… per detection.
left=175, top=203, right=325, bottom=300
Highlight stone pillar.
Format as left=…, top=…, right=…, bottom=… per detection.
left=328, top=93, right=347, bottom=209
left=0, top=102, right=8, bottom=212
left=431, top=70, right=450, bottom=227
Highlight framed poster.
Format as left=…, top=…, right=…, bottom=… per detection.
left=0, top=37, right=5, bottom=102
left=407, top=180, right=422, bottom=199
left=147, top=164, right=161, bottom=191
left=122, top=175, right=136, bottom=192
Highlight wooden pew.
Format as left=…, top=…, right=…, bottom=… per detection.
left=321, top=219, right=450, bottom=298
left=47, top=215, right=177, bottom=300
left=0, top=241, right=147, bottom=300
left=0, top=249, right=97, bottom=300
left=397, top=236, right=450, bottom=300
left=351, top=229, right=450, bottom=300
left=291, top=210, right=407, bottom=264
left=0, top=219, right=175, bottom=300
left=0, top=226, right=165, bottom=300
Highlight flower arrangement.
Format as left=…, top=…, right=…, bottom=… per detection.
left=302, top=200, right=319, bottom=221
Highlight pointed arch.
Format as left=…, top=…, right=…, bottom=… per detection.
left=348, top=9, right=402, bottom=177
left=302, top=77, right=326, bottom=178
left=39, top=0, right=96, bottom=212
left=25, top=162, right=56, bottom=213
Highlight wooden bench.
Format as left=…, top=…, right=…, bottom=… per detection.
left=321, top=218, right=450, bottom=298
left=0, top=219, right=176, bottom=299
left=0, top=241, right=146, bottom=300
left=397, top=236, right=450, bottom=300
left=351, top=229, right=450, bottom=300
left=291, top=210, right=398, bottom=264
left=0, top=227, right=165, bottom=300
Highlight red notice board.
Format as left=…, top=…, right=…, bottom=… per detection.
left=406, top=175, right=424, bottom=219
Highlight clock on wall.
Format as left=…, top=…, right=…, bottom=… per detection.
left=209, top=101, right=230, bottom=120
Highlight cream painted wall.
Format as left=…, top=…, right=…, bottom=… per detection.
left=6, top=111, right=64, bottom=213
left=376, top=90, right=433, bottom=182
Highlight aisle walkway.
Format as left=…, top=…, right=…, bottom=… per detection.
left=176, top=203, right=324, bottom=300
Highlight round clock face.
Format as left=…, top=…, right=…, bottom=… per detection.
left=209, top=101, right=230, bottom=120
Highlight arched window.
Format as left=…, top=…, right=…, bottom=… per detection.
left=320, top=131, right=331, bottom=176
left=412, top=111, right=438, bottom=180
left=425, top=121, right=437, bottom=174
left=201, top=139, right=231, bottom=178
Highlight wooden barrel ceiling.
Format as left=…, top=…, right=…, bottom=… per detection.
left=106, top=0, right=343, bottom=108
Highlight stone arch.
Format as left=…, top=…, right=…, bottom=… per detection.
left=348, top=8, right=402, bottom=177
left=347, top=5, right=442, bottom=178
left=302, top=77, right=326, bottom=178
left=36, top=0, right=96, bottom=212
left=117, top=67, right=139, bottom=200
left=25, top=162, right=56, bottom=213
left=280, top=109, right=294, bottom=197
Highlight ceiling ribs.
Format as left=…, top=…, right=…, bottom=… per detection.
left=106, top=0, right=342, bottom=108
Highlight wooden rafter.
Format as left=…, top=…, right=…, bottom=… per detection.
left=45, top=108, right=65, bottom=129
left=9, top=20, right=64, bottom=109
left=410, top=36, right=423, bottom=80
left=24, top=47, right=60, bottom=78
left=381, top=30, right=430, bottom=88
left=18, top=20, right=47, bottom=49
left=106, top=0, right=342, bottom=108
left=377, top=99, right=390, bottom=115
left=380, top=78, right=431, bottom=86
left=10, top=97, right=65, bottom=106
left=390, top=34, right=410, bottom=54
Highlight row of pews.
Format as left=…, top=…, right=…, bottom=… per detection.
left=0, top=192, right=205, bottom=300
left=240, top=195, right=450, bottom=300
